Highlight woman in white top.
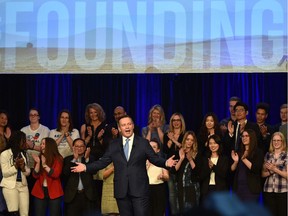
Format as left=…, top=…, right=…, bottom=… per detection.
left=21, top=108, right=50, bottom=169
left=0, top=131, right=31, bottom=216
left=49, top=110, right=79, bottom=158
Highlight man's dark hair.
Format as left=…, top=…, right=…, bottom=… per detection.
left=256, top=102, right=270, bottom=114
left=73, top=138, right=86, bottom=146
left=234, top=101, right=249, bottom=111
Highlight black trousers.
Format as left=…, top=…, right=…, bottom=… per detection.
left=65, top=192, right=95, bottom=216
left=149, top=183, right=166, bottom=216
left=263, top=192, right=287, bottom=216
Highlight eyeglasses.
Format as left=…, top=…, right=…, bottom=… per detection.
left=272, top=140, right=282, bottom=143
left=235, top=109, right=245, bottom=113
left=172, top=119, right=181, bottom=122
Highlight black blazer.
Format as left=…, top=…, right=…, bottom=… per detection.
left=62, top=155, right=97, bottom=203
left=224, top=121, right=262, bottom=155
left=86, top=135, right=167, bottom=199
left=231, top=148, right=264, bottom=194
left=200, top=155, right=229, bottom=196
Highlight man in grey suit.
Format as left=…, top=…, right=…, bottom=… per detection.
left=72, top=115, right=177, bottom=216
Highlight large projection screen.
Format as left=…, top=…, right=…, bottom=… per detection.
left=0, top=0, right=287, bottom=73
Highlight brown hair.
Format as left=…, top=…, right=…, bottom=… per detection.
left=41, top=137, right=62, bottom=168
left=182, top=131, right=198, bottom=159
left=84, top=103, right=106, bottom=123
left=240, top=129, right=257, bottom=158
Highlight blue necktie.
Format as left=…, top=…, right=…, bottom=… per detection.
left=124, top=138, right=130, bottom=160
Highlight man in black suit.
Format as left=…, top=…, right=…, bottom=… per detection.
left=255, top=102, right=275, bottom=154
left=224, top=101, right=262, bottom=154
left=62, top=138, right=97, bottom=216
left=71, top=115, right=177, bottom=216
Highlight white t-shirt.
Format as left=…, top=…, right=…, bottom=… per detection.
left=21, top=124, right=50, bottom=168
left=49, top=128, right=80, bottom=158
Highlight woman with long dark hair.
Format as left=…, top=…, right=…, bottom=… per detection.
left=230, top=129, right=264, bottom=202
left=31, top=137, right=63, bottom=216
left=197, top=112, right=222, bottom=156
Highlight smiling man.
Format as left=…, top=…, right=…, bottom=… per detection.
left=71, top=115, right=178, bottom=216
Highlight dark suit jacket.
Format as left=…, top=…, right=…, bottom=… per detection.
left=63, top=155, right=96, bottom=203
left=86, top=135, right=167, bottom=199
left=200, top=155, right=229, bottom=195
left=257, top=123, right=275, bottom=154
left=224, top=120, right=262, bottom=155
left=231, top=148, right=264, bottom=194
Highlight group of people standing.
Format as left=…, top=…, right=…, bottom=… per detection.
left=0, top=99, right=286, bottom=216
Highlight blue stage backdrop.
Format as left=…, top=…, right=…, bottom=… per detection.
left=0, top=73, right=286, bottom=132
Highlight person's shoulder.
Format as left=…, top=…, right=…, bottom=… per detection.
left=72, top=128, right=79, bottom=133
left=40, top=124, right=50, bottom=131
left=20, top=125, right=29, bottom=132
left=80, top=123, right=87, bottom=129
left=0, top=148, right=11, bottom=156
left=109, top=137, right=122, bottom=146
left=63, top=154, right=73, bottom=162
left=49, top=129, right=58, bottom=135
left=246, top=121, right=260, bottom=130
left=142, top=126, right=148, bottom=131
left=134, top=134, right=147, bottom=142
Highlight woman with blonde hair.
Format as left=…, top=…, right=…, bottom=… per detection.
left=262, top=132, right=287, bottom=216
left=163, top=112, right=186, bottom=215
left=172, top=131, right=202, bottom=214
left=142, top=104, right=169, bottom=145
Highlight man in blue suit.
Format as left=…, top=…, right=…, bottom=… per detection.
left=72, top=115, right=177, bottom=216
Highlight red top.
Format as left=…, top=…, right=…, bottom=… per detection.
left=31, top=157, right=64, bottom=199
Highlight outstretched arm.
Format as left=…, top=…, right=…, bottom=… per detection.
left=165, top=155, right=178, bottom=168
left=71, top=162, right=87, bottom=173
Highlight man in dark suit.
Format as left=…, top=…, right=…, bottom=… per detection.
left=71, top=115, right=177, bottom=216
left=224, top=101, right=262, bottom=155
left=255, top=102, right=275, bottom=154
left=62, top=138, right=97, bottom=216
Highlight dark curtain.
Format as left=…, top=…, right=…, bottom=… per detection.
left=0, top=73, right=286, bottom=133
